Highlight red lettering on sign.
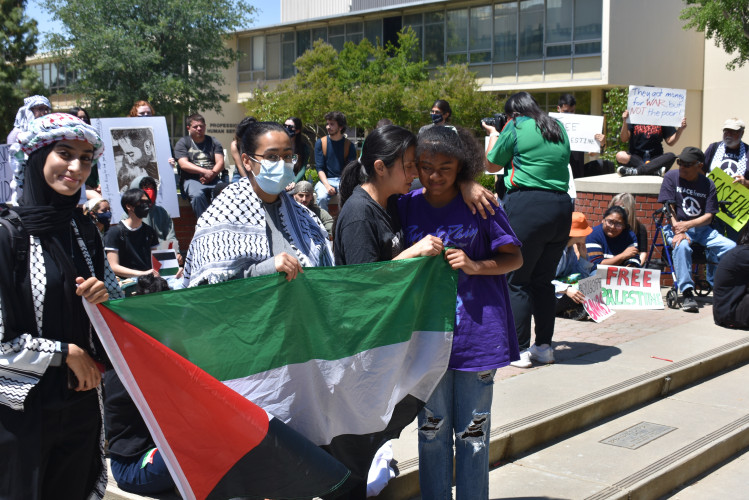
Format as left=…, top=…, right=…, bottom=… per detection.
left=642, top=270, right=652, bottom=287
left=617, top=269, right=630, bottom=286
left=606, top=267, right=617, bottom=285
left=631, top=268, right=641, bottom=287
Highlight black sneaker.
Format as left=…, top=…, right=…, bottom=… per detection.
left=681, top=290, right=698, bottom=312
left=617, top=166, right=639, bottom=177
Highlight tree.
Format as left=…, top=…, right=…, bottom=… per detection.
left=0, top=0, right=45, bottom=140
left=681, top=0, right=749, bottom=69
left=600, top=87, right=629, bottom=162
left=244, top=29, right=500, bottom=138
left=46, top=0, right=256, bottom=117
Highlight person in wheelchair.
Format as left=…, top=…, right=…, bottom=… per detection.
left=658, top=147, right=736, bottom=312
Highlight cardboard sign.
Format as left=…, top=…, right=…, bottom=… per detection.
left=151, top=249, right=180, bottom=276
left=92, top=117, right=179, bottom=221
left=578, top=276, right=615, bottom=322
left=0, top=145, right=12, bottom=204
left=595, top=265, right=664, bottom=310
left=708, top=167, right=749, bottom=232
left=627, top=86, right=686, bottom=128
left=549, top=112, right=604, bottom=153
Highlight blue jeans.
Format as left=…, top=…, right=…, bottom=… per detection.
left=183, top=178, right=217, bottom=219
left=417, top=369, right=495, bottom=500
left=110, top=448, right=175, bottom=495
left=663, top=225, right=736, bottom=293
left=314, top=177, right=340, bottom=211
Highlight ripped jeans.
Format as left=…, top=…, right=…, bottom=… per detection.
left=417, top=369, right=495, bottom=500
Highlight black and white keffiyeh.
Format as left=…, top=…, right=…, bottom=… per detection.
left=183, top=178, right=334, bottom=286
left=710, top=141, right=747, bottom=176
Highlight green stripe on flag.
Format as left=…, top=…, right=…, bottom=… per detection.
left=103, top=256, right=457, bottom=382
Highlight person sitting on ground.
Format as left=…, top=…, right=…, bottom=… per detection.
left=128, top=176, right=180, bottom=261
left=658, top=146, right=736, bottom=312
left=104, top=188, right=159, bottom=279
left=713, top=227, right=749, bottom=329
left=586, top=205, right=641, bottom=268
left=554, top=212, right=595, bottom=320
left=616, top=110, right=686, bottom=177
left=609, top=192, right=648, bottom=266
left=293, top=180, right=334, bottom=236
left=87, top=198, right=112, bottom=235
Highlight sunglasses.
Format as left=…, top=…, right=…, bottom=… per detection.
left=676, top=159, right=698, bottom=167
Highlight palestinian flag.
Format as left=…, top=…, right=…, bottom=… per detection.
left=87, top=256, right=456, bottom=500
left=151, top=249, right=180, bottom=276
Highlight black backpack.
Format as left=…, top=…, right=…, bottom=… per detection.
left=0, top=204, right=29, bottom=288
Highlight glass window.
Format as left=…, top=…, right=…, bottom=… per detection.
left=329, top=25, right=344, bottom=37
left=424, top=23, right=444, bottom=66
left=470, top=52, right=491, bottom=63
left=49, top=62, right=59, bottom=88
left=42, top=63, right=50, bottom=88
left=347, top=33, right=363, bottom=44
left=574, top=41, right=601, bottom=54
left=329, top=36, right=344, bottom=51
left=266, top=34, right=280, bottom=79
left=424, top=11, right=444, bottom=24
left=546, top=44, right=572, bottom=57
left=346, top=21, right=363, bottom=34
left=575, top=0, right=602, bottom=41
left=312, top=28, right=327, bottom=44
left=282, top=32, right=294, bottom=43
left=447, top=53, right=468, bottom=64
left=365, top=19, right=382, bottom=46
left=297, top=30, right=311, bottom=57
left=404, top=13, right=422, bottom=26
left=546, top=0, right=572, bottom=44
left=519, top=0, right=543, bottom=60
left=283, top=41, right=296, bottom=78
left=252, top=36, right=265, bottom=71
left=446, top=8, right=468, bottom=52
left=470, top=6, right=492, bottom=52
left=329, top=25, right=344, bottom=50
left=494, top=2, right=517, bottom=62
left=238, top=37, right=252, bottom=72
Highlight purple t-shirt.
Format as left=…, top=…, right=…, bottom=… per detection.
left=398, top=190, right=521, bottom=371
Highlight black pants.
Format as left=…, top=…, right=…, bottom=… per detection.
left=504, top=189, right=573, bottom=349
left=0, top=367, right=102, bottom=500
left=627, top=152, right=676, bottom=175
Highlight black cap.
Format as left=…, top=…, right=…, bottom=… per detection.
left=677, top=146, right=705, bottom=164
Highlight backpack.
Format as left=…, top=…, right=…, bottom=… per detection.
left=0, top=205, right=29, bottom=289
left=321, top=135, right=351, bottom=164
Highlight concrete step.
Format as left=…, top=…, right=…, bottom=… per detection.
left=661, top=448, right=749, bottom=499
left=486, top=362, right=749, bottom=499
left=381, top=311, right=749, bottom=499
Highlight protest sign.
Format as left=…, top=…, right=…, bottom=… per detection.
left=708, top=167, right=749, bottom=232
left=549, top=113, right=604, bottom=153
left=93, top=117, right=179, bottom=221
left=594, top=265, right=664, bottom=310
left=578, top=276, right=615, bottom=322
left=0, top=145, right=12, bottom=204
left=627, top=86, right=686, bottom=128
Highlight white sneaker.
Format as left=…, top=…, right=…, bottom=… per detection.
left=528, top=344, right=555, bottom=364
left=510, top=350, right=532, bottom=368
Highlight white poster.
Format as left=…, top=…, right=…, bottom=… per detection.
left=92, top=117, right=179, bottom=221
left=0, top=145, right=12, bottom=204
left=626, top=86, right=686, bottom=128
left=549, top=112, right=604, bottom=153
left=594, top=265, right=664, bottom=310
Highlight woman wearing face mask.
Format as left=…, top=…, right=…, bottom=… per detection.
left=88, top=198, right=112, bottom=234
left=418, top=99, right=452, bottom=136
left=284, top=117, right=311, bottom=182
left=183, top=121, right=332, bottom=286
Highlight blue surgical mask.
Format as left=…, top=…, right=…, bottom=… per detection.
left=95, top=211, right=111, bottom=225
left=255, top=159, right=295, bottom=195
left=431, top=113, right=443, bottom=125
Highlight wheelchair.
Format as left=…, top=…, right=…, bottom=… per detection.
left=645, top=201, right=716, bottom=309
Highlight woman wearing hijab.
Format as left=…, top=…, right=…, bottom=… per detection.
left=0, top=113, right=123, bottom=498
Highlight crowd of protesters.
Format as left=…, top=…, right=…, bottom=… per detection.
left=1, top=92, right=747, bottom=500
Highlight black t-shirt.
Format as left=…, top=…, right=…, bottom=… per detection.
left=703, top=141, right=749, bottom=176
left=628, top=124, right=677, bottom=158
left=104, top=370, right=154, bottom=457
left=103, top=221, right=159, bottom=272
left=334, top=186, right=403, bottom=265
left=658, top=169, right=718, bottom=222
left=174, top=134, right=224, bottom=182
left=635, top=222, right=648, bottom=253
left=713, top=245, right=749, bottom=328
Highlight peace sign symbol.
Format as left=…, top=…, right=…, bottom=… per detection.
left=722, top=159, right=739, bottom=176
left=682, top=196, right=701, bottom=217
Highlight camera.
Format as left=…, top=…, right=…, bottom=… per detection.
left=481, top=113, right=508, bottom=131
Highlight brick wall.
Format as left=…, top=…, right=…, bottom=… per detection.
left=173, top=201, right=197, bottom=254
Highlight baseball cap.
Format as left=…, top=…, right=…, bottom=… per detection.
left=723, top=118, right=745, bottom=131
left=677, top=146, right=705, bottom=164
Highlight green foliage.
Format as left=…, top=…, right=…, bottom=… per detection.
left=477, top=174, right=497, bottom=193
left=45, top=0, right=256, bottom=117
left=0, top=0, right=44, bottom=139
left=680, top=0, right=749, bottom=70
left=244, top=29, right=501, bottom=139
left=601, top=87, right=629, bottom=162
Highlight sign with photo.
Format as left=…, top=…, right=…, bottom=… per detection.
left=594, top=265, right=664, bottom=310
left=92, top=117, right=179, bottom=221
left=626, top=86, right=686, bottom=128
left=549, top=112, right=604, bottom=153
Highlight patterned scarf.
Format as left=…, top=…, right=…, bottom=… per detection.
left=183, top=178, right=333, bottom=286
left=710, top=141, right=747, bottom=176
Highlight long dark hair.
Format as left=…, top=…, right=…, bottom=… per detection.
left=602, top=205, right=631, bottom=233
left=287, top=116, right=305, bottom=151
left=338, top=125, right=416, bottom=206
left=417, top=125, right=483, bottom=183
left=239, top=121, right=286, bottom=156
left=505, top=91, right=564, bottom=143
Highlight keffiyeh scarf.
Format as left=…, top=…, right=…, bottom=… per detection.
left=710, top=141, right=747, bottom=176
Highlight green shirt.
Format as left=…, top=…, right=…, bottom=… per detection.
left=487, top=116, right=570, bottom=192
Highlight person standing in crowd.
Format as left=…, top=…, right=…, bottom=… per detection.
left=314, top=111, right=357, bottom=212
left=0, top=113, right=122, bottom=499
left=285, top=116, right=311, bottom=182
left=616, top=110, right=686, bottom=177
left=399, top=125, right=522, bottom=500
left=128, top=100, right=155, bottom=117
left=87, top=198, right=112, bottom=235
left=174, top=113, right=225, bottom=219
left=484, top=91, right=572, bottom=368
left=6, top=95, right=51, bottom=144
left=69, top=107, right=91, bottom=124
left=418, top=99, right=452, bottom=135
left=183, top=121, right=332, bottom=287
left=293, top=180, right=334, bottom=236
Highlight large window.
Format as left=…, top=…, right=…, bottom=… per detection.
left=30, top=61, right=77, bottom=93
